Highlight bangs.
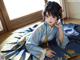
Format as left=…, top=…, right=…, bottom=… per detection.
left=44, top=2, right=55, bottom=16
left=44, top=8, right=56, bottom=18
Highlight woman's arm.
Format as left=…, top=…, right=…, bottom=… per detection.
left=26, top=25, right=46, bottom=59
left=58, top=24, right=64, bottom=44
left=56, top=21, right=64, bottom=44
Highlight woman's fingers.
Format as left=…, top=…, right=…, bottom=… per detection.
left=46, top=49, right=56, bottom=58
left=48, top=52, right=55, bottom=58
left=51, top=50, right=56, bottom=55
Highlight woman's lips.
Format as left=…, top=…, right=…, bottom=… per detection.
left=49, top=21, right=52, bottom=23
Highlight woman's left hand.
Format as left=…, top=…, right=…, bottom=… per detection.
left=55, top=19, right=64, bottom=43
left=55, top=19, right=62, bottom=29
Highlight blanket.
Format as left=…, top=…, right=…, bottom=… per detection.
left=0, top=23, right=80, bottom=60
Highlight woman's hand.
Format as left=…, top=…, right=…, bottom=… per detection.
left=55, top=19, right=64, bottom=44
left=45, top=48, right=56, bottom=58
left=55, top=19, right=62, bottom=29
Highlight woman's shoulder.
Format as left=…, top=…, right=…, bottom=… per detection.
left=34, top=22, right=45, bottom=32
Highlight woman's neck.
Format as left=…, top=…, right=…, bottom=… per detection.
left=44, top=22, right=55, bottom=31
left=49, top=25, right=55, bottom=31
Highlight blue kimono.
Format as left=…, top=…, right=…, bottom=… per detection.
left=26, top=22, right=69, bottom=60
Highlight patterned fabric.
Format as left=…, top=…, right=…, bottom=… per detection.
left=0, top=24, right=38, bottom=60
left=0, top=23, right=80, bottom=60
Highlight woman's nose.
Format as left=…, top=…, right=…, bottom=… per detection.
left=49, top=17, right=54, bottom=21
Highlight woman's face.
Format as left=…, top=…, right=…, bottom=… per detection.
left=45, top=13, right=57, bottom=27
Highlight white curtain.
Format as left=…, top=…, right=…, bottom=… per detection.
left=65, top=0, right=80, bottom=19
left=0, top=20, right=3, bottom=31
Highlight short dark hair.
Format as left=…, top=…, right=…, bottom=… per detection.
left=43, top=1, right=62, bottom=20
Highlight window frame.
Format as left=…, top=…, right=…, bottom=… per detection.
left=0, top=8, right=7, bottom=34
left=0, top=0, right=46, bottom=31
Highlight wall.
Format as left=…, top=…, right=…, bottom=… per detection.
left=65, top=0, right=80, bottom=19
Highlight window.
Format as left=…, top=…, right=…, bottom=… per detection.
left=3, top=0, right=45, bottom=20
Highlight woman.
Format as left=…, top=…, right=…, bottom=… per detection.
left=26, top=1, right=69, bottom=60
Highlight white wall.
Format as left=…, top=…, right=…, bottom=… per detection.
left=65, top=0, right=80, bottom=19
left=67, top=0, right=80, bottom=2
left=0, top=20, right=3, bottom=31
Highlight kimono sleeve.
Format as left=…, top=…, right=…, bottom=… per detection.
left=56, top=26, right=69, bottom=49
left=26, top=26, right=46, bottom=59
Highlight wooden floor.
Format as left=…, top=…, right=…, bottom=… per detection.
left=64, top=18, right=80, bottom=24
left=0, top=18, right=80, bottom=45
left=0, top=32, right=12, bottom=44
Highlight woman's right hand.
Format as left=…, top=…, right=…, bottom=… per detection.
left=45, top=48, right=56, bottom=58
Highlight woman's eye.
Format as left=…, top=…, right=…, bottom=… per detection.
left=46, top=15, right=49, bottom=17
left=51, top=15, right=55, bottom=18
